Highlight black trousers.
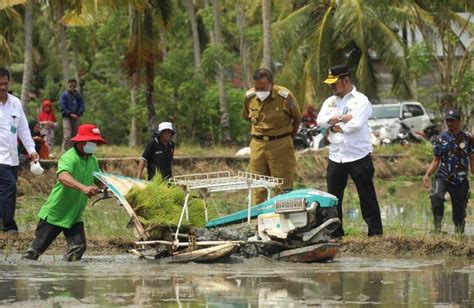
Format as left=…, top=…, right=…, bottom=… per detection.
left=23, top=219, right=87, bottom=261
left=431, top=177, right=469, bottom=228
left=0, top=164, right=19, bottom=232
left=327, top=154, right=383, bottom=237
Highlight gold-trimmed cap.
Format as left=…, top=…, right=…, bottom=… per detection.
left=323, top=65, right=350, bottom=84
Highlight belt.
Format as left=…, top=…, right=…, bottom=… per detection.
left=252, top=132, right=292, bottom=141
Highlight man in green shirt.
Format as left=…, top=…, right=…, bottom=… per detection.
left=23, top=124, right=106, bottom=261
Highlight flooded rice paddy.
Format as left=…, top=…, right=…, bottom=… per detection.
left=3, top=178, right=473, bottom=306
left=0, top=254, right=473, bottom=306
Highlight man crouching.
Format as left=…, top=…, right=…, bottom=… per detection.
left=23, top=124, right=106, bottom=261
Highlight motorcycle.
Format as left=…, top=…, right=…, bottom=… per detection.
left=293, top=123, right=326, bottom=151
left=390, top=122, right=426, bottom=145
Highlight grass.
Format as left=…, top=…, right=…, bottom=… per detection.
left=47, top=143, right=240, bottom=159
left=373, top=142, right=433, bottom=162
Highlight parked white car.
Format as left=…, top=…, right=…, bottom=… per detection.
left=368, top=102, right=432, bottom=145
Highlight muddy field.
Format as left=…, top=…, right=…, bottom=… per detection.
left=2, top=153, right=474, bottom=306
left=7, top=153, right=474, bottom=258
left=1, top=253, right=473, bottom=306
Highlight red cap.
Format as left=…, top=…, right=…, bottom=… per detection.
left=70, top=124, right=106, bottom=144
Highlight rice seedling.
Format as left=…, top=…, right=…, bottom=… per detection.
left=125, top=176, right=218, bottom=238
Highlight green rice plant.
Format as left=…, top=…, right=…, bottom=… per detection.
left=125, top=175, right=218, bottom=233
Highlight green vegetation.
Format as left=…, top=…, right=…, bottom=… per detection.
left=125, top=176, right=218, bottom=238
left=1, top=1, right=472, bottom=148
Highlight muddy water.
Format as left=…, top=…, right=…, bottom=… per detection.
left=1, top=255, right=473, bottom=306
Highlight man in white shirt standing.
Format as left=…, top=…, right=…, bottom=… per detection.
left=0, top=68, right=38, bottom=234
left=317, top=65, right=383, bottom=238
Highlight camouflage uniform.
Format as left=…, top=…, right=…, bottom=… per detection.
left=431, top=130, right=473, bottom=232
left=243, top=85, right=302, bottom=205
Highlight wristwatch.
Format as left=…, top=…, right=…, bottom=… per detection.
left=337, top=115, right=344, bottom=122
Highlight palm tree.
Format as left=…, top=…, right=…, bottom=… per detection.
left=261, top=0, right=272, bottom=70
left=20, top=0, right=33, bottom=114
left=183, top=0, right=201, bottom=71
left=390, top=0, right=473, bottom=109
left=272, top=0, right=410, bottom=105
left=0, top=6, right=22, bottom=67
left=211, top=0, right=232, bottom=143
left=122, top=1, right=173, bottom=131
left=236, top=2, right=251, bottom=88
left=54, top=1, right=70, bottom=86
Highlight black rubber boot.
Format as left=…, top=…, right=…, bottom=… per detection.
left=433, top=216, right=443, bottom=233
left=454, top=221, right=465, bottom=234
left=22, top=249, right=41, bottom=260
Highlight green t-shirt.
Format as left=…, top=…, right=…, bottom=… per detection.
left=38, top=148, right=100, bottom=228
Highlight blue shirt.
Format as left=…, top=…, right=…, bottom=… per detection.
left=433, top=130, right=473, bottom=185
left=59, top=90, right=84, bottom=117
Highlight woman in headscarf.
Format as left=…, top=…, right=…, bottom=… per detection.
left=29, top=120, right=49, bottom=159
left=37, top=99, right=57, bottom=152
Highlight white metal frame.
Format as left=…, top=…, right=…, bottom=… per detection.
left=169, top=171, right=282, bottom=241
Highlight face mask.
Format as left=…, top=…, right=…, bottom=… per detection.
left=256, top=91, right=270, bottom=101
left=84, top=141, right=97, bottom=154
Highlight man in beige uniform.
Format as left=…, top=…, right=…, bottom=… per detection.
left=243, top=68, right=302, bottom=204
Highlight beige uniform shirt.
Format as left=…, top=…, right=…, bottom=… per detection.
left=243, top=85, right=302, bottom=136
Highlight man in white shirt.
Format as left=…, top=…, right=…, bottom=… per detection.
left=0, top=68, right=38, bottom=233
left=317, top=65, right=383, bottom=238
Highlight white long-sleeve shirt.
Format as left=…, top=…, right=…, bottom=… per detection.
left=0, top=93, right=36, bottom=166
left=317, top=86, right=373, bottom=163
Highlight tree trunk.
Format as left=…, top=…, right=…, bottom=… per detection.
left=56, top=2, right=69, bottom=86
left=144, top=9, right=158, bottom=131
left=72, top=38, right=81, bottom=91
left=159, top=31, right=167, bottom=61
left=261, top=0, right=272, bottom=70
left=20, top=0, right=33, bottom=115
left=128, top=4, right=139, bottom=146
left=408, top=25, right=417, bottom=100
left=237, top=3, right=251, bottom=89
left=128, top=87, right=139, bottom=147
left=212, top=0, right=232, bottom=143
left=184, top=0, right=201, bottom=71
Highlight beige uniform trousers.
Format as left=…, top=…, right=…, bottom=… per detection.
left=249, top=135, right=296, bottom=205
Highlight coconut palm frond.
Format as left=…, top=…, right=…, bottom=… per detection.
left=0, top=0, right=26, bottom=10
left=0, top=35, right=12, bottom=66
left=305, top=2, right=337, bottom=100
left=355, top=52, right=379, bottom=99
left=370, top=19, right=411, bottom=98
left=62, top=11, right=96, bottom=26
left=122, top=8, right=154, bottom=85
left=150, top=0, right=173, bottom=28
left=276, top=45, right=309, bottom=104
left=272, top=5, right=310, bottom=65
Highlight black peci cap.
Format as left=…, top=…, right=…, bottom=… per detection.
left=323, top=65, right=351, bottom=84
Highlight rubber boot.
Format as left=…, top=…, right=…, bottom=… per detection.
left=454, top=221, right=465, bottom=234
left=433, top=216, right=443, bottom=233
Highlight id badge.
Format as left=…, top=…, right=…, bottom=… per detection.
left=10, top=117, right=18, bottom=134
